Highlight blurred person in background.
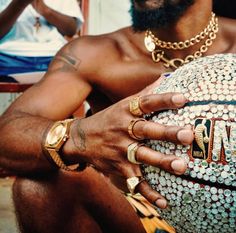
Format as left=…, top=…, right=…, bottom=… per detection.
left=0, top=0, right=83, bottom=77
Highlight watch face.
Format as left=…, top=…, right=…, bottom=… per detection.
left=46, top=123, right=67, bottom=146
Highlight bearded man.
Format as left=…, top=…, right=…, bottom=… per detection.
left=0, top=0, right=235, bottom=233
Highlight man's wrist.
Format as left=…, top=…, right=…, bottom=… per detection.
left=61, top=118, right=88, bottom=165
left=43, top=119, right=87, bottom=172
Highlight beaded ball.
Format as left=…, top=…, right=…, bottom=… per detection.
left=142, top=54, right=236, bottom=233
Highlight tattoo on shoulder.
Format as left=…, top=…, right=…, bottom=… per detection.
left=56, top=53, right=81, bottom=68
left=72, top=120, right=86, bottom=152
left=53, top=45, right=81, bottom=72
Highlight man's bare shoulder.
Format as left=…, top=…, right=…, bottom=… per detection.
left=221, top=17, right=236, bottom=31
left=65, top=27, right=133, bottom=60
left=50, top=27, right=134, bottom=78
left=218, top=17, right=236, bottom=53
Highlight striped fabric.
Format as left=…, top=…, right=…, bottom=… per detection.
left=125, top=193, right=175, bottom=233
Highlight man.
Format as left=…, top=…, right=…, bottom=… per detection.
left=0, top=0, right=235, bottom=233
left=0, top=0, right=83, bottom=76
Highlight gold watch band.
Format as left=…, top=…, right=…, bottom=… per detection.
left=47, top=149, right=78, bottom=171
left=44, top=118, right=86, bottom=172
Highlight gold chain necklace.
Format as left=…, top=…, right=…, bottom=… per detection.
left=145, top=12, right=217, bottom=51
left=144, top=13, right=219, bottom=70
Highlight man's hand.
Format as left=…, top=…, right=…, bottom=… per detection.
left=31, top=0, right=78, bottom=36
left=68, top=91, right=194, bottom=209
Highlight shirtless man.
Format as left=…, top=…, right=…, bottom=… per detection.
left=0, top=0, right=235, bottom=233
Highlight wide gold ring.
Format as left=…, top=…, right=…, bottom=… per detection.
left=127, top=142, right=145, bottom=164
left=126, top=176, right=145, bottom=195
left=129, top=96, right=144, bottom=116
left=128, top=118, right=146, bottom=140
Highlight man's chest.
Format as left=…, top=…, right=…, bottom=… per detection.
left=90, top=60, right=169, bottom=102
left=87, top=67, right=167, bottom=114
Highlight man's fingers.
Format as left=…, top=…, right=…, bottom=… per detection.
left=132, top=120, right=194, bottom=145
left=135, top=145, right=187, bottom=175
left=139, top=92, right=188, bottom=114
left=137, top=180, right=167, bottom=209
left=123, top=166, right=167, bottom=209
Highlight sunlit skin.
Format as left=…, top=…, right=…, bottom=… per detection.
left=133, top=0, right=182, bottom=9
left=134, top=0, right=165, bottom=9
left=0, top=0, right=235, bottom=233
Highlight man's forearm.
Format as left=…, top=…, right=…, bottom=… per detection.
left=0, top=0, right=32, bottom=39
left=0, top=111, right=89, bottom=175
left=0, top=111, right=55, bottom=174
left=41, top=7, right=78, bottom=37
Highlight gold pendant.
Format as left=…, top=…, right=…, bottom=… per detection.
left=34, top=17, right=41, bottom=32
left=151, top=50, right=185, bottom=70
left=151, top=50, right=164, bottom=62
left=144, top=35, right=156, bottom=52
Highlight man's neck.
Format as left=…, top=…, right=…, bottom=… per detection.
left=146, top=0, right=214, bottom=61
left=153, top=0, right=212, bottom=42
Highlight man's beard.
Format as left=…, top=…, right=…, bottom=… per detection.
left=130, top=0, right=195, bottom=31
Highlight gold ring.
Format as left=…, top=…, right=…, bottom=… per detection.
left=128, top=118, right=146, bottom=140
left=129, top=96, right=144, bottom=116
left=127, top=142, right=145, bottom=164
left=126, top=176, right=145, bottom=195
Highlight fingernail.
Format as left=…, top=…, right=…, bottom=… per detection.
left=171, top=159, right=187, bottom=174
left=177, top=129, right=194, bottom=145
left=155, top=199, right=167, bottom=209
left=172, top=94, right=187, bottom=106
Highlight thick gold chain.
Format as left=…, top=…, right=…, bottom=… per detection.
left=144, top=13, right=219, bottom=70
left=145, top=12, right=217, bottom=51
left=183, top=21, right=218, bottom=64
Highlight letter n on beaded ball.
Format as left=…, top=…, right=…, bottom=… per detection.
left=142, top=54, right=236, bottom=233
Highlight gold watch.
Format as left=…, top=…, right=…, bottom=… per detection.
left=44, top=119, right=78, bottom=171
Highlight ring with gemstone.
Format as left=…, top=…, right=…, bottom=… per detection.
left=129, top=96, right=144, bottom=116
left=126, top=176, right=145, bottom=195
